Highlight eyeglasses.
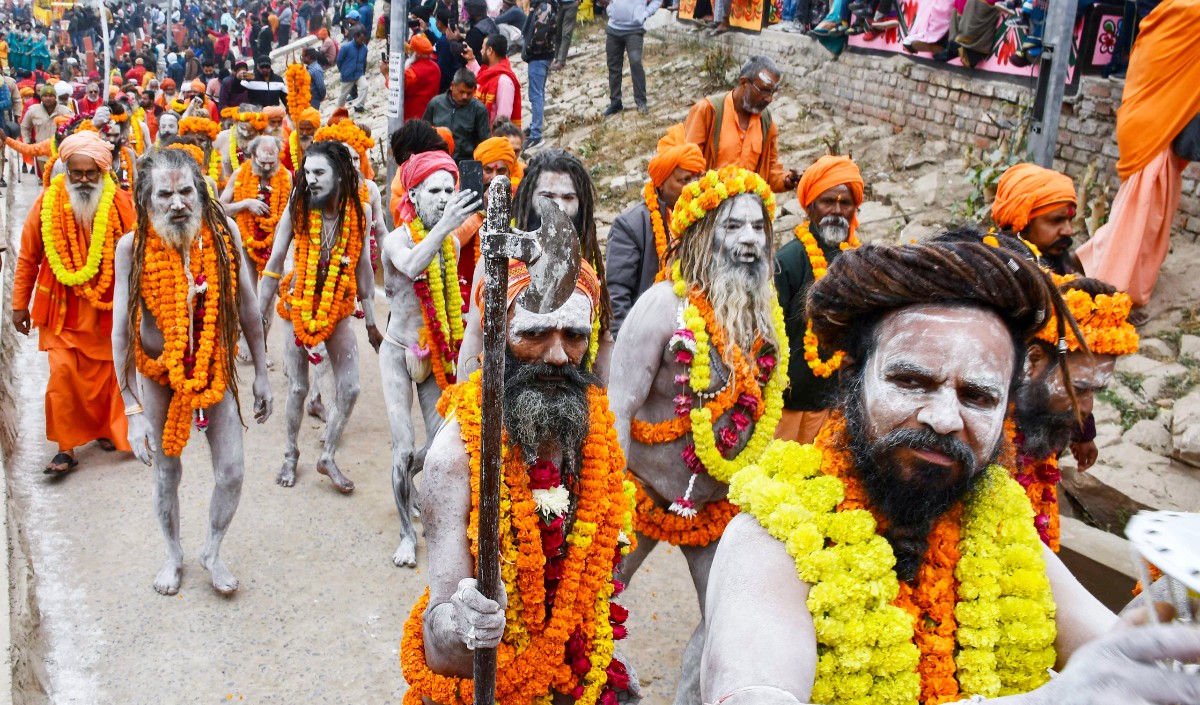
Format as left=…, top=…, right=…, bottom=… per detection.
left=749, top=79, right=778, bottom=97
left=68, top=168, right=103, bottom=181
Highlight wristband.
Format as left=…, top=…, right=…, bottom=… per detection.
left=262, top=269, right=282, bottom=279
left=124, top=404, right=143, bottom=416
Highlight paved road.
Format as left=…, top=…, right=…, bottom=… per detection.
left=5, top=175, right=698, bottom=704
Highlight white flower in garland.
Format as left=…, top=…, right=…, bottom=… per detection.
left=532, top=486, right=571, bottom=518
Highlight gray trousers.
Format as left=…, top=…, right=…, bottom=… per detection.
left=554, top=1, right=579, bottom=64
left=605, top=28, right=646, bottom=109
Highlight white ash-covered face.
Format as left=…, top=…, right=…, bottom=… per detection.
left=251, top=138, right=280, bottom=178
left=149, top=167, right=203, bottom=251
left=100, top=120, right=124, bottom=148
left=507, top=291, right=593, bottom=368
left=409, top=170, right=455, bottom=227
left=861, top=304, right=1014, bottom=480
left=235, top=120, right=259, bottom=142
left=533, top=171, right=578, bottom=222
left=712, top=193, right=768, bottom=268
left=157, top=113, right=179, bottom=138
left=303, top=153, right=336, bottom=207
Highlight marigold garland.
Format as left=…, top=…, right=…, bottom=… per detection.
left=232, top=162, right=291, bottom=273
left=289, top=130, right=303, bottom=172
left=284, top=63, right=312, bottom=124
left=166, top=142, right=206, bottom=168
left=644, top=181, right=672, bottom=282
left=409, top=216, right=465, bottom=389
left=796, top=221, right=859, bottom=378
left=314, top=121, right=375, bottom=173
left=179, top=116, right=220, bottom=141
left=116, top=147, right=135, bottom=190
left=278, top=204, right=364, bottom=347
left=40, top=173, right=122, bottom=314
left=628, top=473, right=737, bottom=547
left=134, top=223, right=236, bottom=456
left=400, top=371, right=635, bottom=705
left=129, top=117, right=145, bottom=155
left=1033, top=283, right=1139, bottom=355
left=728, top=417, right=1057, bottom=705
left=669, top=166, right=776, bottom=238
left=208, top=148, right=223, bottom=185
left=1007, top=422, right=1062, bottom=552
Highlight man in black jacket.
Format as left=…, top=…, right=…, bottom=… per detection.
left=238, top=56, right=287, bottom=106
left=605, top=140, right=704, bottom=336
left=423, top=68, right=490, bottom=162
left=463, top=0, right=498, bottom=59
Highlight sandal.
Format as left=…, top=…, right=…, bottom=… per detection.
left=809, top=20, right=848, bottom=36
left=97, top=438, right=117, bottom=452
left=44, top=452, right=78, bottom=476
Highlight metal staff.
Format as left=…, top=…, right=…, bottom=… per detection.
left=473, top=177, right=581, bottom=705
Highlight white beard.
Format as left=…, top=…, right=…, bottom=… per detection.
left=415, top=198, right=446, bottom=229
left=708, top=251, right=776, bottom=353
left=812, top=216, right=850, bottom=247
left=150, top=208, right=201, bottom=252
left=66, top=180, right=103, bottom=225
left=251, top=161, right=278, bottom=180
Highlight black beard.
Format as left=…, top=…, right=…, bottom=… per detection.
left=842, top=379, right=994, bottom=583
left=1013, top=366, right=1076, bottom=458
left=501, top=348, right=596, bottom=478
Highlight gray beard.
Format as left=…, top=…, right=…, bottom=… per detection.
left=415, top=200, right=446, bottom=229
left=812, top=216, right=850, bottom=247
left=502, top=349, right=594, bottom=470
left=251, top=162, right=278, bottom=180
left=150, top=209, right=201, bottom=252
left=66, top=181, right=103, bottom=225
left=708, top=252, right=775, bottom=352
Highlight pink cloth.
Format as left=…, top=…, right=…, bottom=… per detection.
left=396, top=151, right=460, bottom=223
left=467, top=59, right=516, bottom=122
left=905, top=0, right=954, bottom=45
left=1076, top=148, right=1186, bottom=306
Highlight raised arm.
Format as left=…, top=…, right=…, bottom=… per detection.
left=609, top=283, right=673, bottom=462
left=389, top=189, right=480, bottom=281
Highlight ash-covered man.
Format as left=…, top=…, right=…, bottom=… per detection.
left=400, top=261, right=640, bottom=705
left=773, top=155, right=864, bottom=444
left=702, top=240, right=1200, bottom=705
left=111, top=147, right=272, bottom=596
left=378, top=150, right=479, bottom=567
left=92, top=104, right=139, bottom=190
left=610, top=166, right=788, bottom=704
left=219, top=135, right=291, bottom=279
left=155, top=112, right=180, bottom=145
left=257, top=141, right=380, bottom=494
left=214, top=104, right=265, bottom=184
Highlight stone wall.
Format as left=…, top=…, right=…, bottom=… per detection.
left=654, top=20, right=1200, bottom=239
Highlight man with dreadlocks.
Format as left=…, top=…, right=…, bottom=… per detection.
left=257, top=141, right=379, bottom=494
left=111, top=147, right=273, bottom=596
left=379, top=150, right=480, bottom=568
left=701, top=240, right=1200, bottom=705
left=399, top=260, right=641, bottom=705
left=458, top=148, right=614, bottom=378
left=609, top=166, right=788, bottom=705
left=12, top=131, right=138, bottom=475
left=92, top=103, right=140, bottom=190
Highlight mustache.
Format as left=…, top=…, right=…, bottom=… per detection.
left=873, top=427, right=976, bottom=472
left=503, top=356, right=597, bottom=391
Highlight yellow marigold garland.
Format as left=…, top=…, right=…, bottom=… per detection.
left=669, top=166, right=776, bottom=238
left=728, top=430, right=1057, bottom=704
left=232, top=162, right=291, bottom=273
left=796, top=221, right=860, bottom=378
left=400, top=371, right=635, bottom=705
left=289, top=130, right=302, bottom=171
left=208, top=148, right=223, bottom=185
left=279, top=205, right=364, bottom=347
left=40, top=173, right=121, bottom=311
left=409, top=216, right=465, bottom=390
left=284, top=63, right=312, bottom=124
left=134, top=223, right=236, bottom=456
left=1034, top=283, right=1139, bottom=355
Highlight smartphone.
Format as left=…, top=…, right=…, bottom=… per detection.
left=460, top=159, right=484, bottom=199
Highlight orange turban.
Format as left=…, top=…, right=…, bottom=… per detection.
left=263, top=105, right=286, bottom=119
left=436, top=126, right=454, bottom=155
left=500, top=259, right=601, bottom=313
left=297, top=107, right=321, bottom=128
left=648, top=144, right=705, bottom=189
left=474, top=136, right=518, bottom=176
left=189, top=79, right=205, bottom=93
left=59, top=131, right=114, bottom=172
left=318, top=28, right=330, bottom=39
left=993, top=163, right=1076, bottom=233
left=409, top=34, right=434, bottom=55
left=797, top=155, right=865, bottom=236
left=329, top=106, right=350, bottom=124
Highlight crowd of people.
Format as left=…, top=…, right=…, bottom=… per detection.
left=3, top=0, right=1200, bottom=700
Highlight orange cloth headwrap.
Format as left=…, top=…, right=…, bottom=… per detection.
left=436, top=126, right=454, bottom=155
left=992, top=163, right=1076, bottom=233
left=501, top=259, right=602, bottom=313
left=796, top=154, right=865, bottom=237
left=318, top=28, right=330, bottom=39
left=397, top=150, right=459, bottom=222
left=329, top=107, right=350, bottom=124
left=263, top=105, right=286, bottom=119
left=473, top=136, right=521, bottom=181
left=297, top=107, right=322, bottom=128
left=409, top=34, right=434, bottom=55
left=58, top=131, right=114, bottom=172
left=648, top=144, right=706, bottom=188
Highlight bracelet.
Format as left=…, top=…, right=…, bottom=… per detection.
left=124, top=404, right=143, bottom=416
left=262, top=270, right=282, bottom=279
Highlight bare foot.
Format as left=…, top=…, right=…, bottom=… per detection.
left=276, top=457, right=298, bottom=487
left=236, top=349, right=251, bottom=364
left=306, top=395, right=327, bottom=422
left=317, top=458, right=355, bottom=494
left=154, top=557, right=183, bottom=596
left=393, top=536, right=417, bottom=567
left=200, top=549, right=239, bottom=595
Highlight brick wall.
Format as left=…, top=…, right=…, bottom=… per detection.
left=656, top=22, right=1200, bottom=239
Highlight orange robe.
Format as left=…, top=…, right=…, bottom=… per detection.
left=683, top=92, right=787, bottom=192
left=12, top=189, right=137, bottom=452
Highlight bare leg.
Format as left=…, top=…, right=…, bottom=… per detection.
left=142, top=378, right=184, bottom=596
left=198, top=392, right=244, bottom=595
left=279, top=327, right=310, bottom=487
left=306, top=342, right=333, bottom=425
left=315, top=320, right=359, bottom=493
left=380, top=341, right=419, bottom=566
left=614, top=530, right=659, bottom=587
left=412, top=376, right=445, bottom=515
left=673, top=542, right=720, bottom=705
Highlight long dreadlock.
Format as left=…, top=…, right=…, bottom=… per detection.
left=389, top=118, right=449, bottom=166
left=513, top=148, right=612, bottom=331
left=125, top=147, right=243, bottom=422
left=288, top=140, right=364, bottom=245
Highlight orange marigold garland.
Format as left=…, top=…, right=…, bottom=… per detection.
left=400, top=371, right=636, bottom=705
left=796, top=221, right=859, bottom=378
left=133, top=223, right=236, bottom=456
left=644, top=181, right=671, bottom=282
left=232, top=161, right=291, bottom=273
left=314, top=121, right=374, bottom=175
left=1033, top=281, right=1139, bottom=356
left=179, top=116, right=220, bottom=141
left=284, top=63, right=312, bottom=124
left=1005, top=418, right=1062, bottom=551
left=628, top=474, right=737, bottom=547
left=277, top=204, right=364, bottom=353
